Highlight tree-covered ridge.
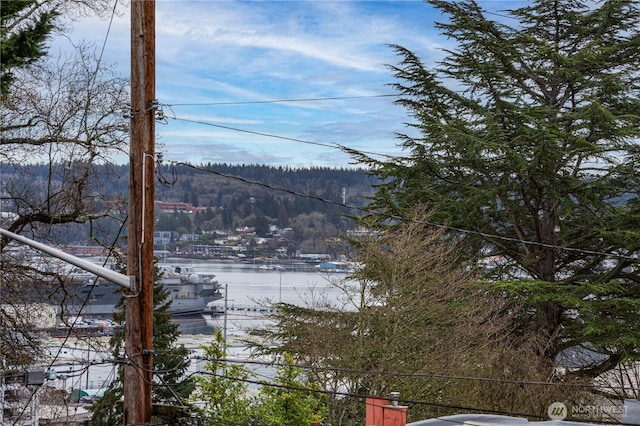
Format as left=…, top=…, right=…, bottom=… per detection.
left=159, top=163, right=376, bottom=209
left=3, top=162, right=375, bottom=201
left=1, top=162, right=378, bottom=245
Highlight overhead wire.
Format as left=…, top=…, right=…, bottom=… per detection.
left=14, top=351, right=633, bottom=424
left=24, top=350, right=632, bottom=424
left=10, top=1, right=633, bottom=423
left=201, top=371, right=553, bottom=422
left=47, top=215, right=126, bottom=361
left=89, top=0, right=119, bottom=89
left=186, top=354, right=639, bottom=393
left=168, top=353, right=634, bottom=424
left=153, top=112, right=640, bottom=408
left=161, top=112, right=637, bottom=264
left=169, top=113, right=399, bottom=162
left=165, top=109, right=401, bottom=161
left=85, top=362, right=119, bottom=421
left=34, top=348, right=639, bottom=397
left=165, top=93, right=399, bottom=107
left=19, top=100, right=636, bottom=425
left=170, top=116, right=338, bottom=149
left=12, top=234, right=124, bottom=424
left=173, top=161, right=638, bottom=262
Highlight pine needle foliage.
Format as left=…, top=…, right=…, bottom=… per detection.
left=0, top=0, right=58, bottom=95
left=347, top=0, right=640, bottom=381
left=90, top=264, right=196, bottom=425
left=251, top=353, right=328, bottom=426
left=191, top=329, right=254, bottom=426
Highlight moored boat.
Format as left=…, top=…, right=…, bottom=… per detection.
left=68, top=264, right=223, bottom=318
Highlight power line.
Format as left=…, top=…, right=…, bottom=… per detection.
left=166, top=93, right=399, bottom=107
left=90, top=0, right=120, bottom=89
left=189, top=355, right=638, bottom=393
left=200, top=371, right=552, bottom=422
left=28, top=353, right=640, bottom=406
left=24, top=350, right=631, bottom=424
left=78, top=363, right=118, bottom=420
left=53, top=349, right=628, bottom=396
left=10, top=221, right=126, bottom=424
left=173, top=161, right=638, bottom=261
left=166, top=111, right=400, bottom=161
left=170, top=116, right=338, bottom=150
left=164, top=113, right=637, bottom=263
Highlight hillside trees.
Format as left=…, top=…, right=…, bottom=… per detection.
left=1, top=2, right=129, bottom=367
left=348, top=0, right=640, bottom=381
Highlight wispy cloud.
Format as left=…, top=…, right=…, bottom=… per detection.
left=57, top=0, right=449, bottom=167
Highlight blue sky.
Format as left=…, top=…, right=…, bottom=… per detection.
left=58, top=0, right=512, bottom=168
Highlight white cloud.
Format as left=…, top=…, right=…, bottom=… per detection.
left=51, top=0, right=447, bottom=167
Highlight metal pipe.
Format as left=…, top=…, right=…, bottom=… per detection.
left=0, top=227, right=133, bottom=290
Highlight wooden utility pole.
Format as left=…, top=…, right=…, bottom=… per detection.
left=125, top=0, right=155, bottom=424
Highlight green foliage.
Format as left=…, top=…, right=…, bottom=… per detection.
left=90, top=263, right=195, bottom=424
left=250, top=212, right=584, bottom=423
left=152, top=283, right=196, bottom=406
left=193, top=331, right=329, bottom=426
left=191, top=329, right=254, bottom=425
left=252, top=354, right=328, bottom=426
left=349, top=0, right=640, bottom=379
left=0, top=0, right=58, bottom=95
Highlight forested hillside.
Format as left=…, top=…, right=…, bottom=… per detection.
left=156, top=163, right=375, bottom=213
left=1, top=162, right=377, bottom=253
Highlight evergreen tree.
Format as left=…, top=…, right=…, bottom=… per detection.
left=251, top=354, right=327, bottom=426
left=277, top=201, right=290, bottom=228
left=0, top=0, right=58, bottom=94
left=90, top=265, right=196, bottom=425
left=254, top=211, right=270, bottom=237
left=191, top=329, right=255, bottom=425
left=348, top=0, right=640, bottom=379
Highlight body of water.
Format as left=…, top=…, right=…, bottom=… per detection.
left=43, top=260, right=356, bottom=397
left=167, top=259, right=354, bottom=336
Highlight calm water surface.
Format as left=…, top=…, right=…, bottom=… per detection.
left=167, top=259, right=355, bottom=335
